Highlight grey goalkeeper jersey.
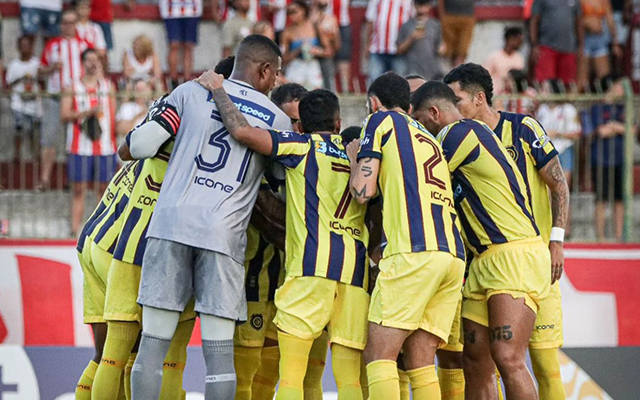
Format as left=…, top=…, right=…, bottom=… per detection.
left=140, top=80, right=291, bottom=263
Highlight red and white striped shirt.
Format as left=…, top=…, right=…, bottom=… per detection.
left=66, top=79, right=116, bottom=156
left=220, top=0, right=261, bottom=22
left=160, top=0, right=203, bottom=19
left=40, top=37, right=92, bottom=94
left=366, top=0, right=413, bottom=54
left=328, top=0, right=350, bottom=27
left=76, top=22, right=107, bottom=50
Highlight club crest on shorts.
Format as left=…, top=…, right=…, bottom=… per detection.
left=250, top=313, right=264, bottom=331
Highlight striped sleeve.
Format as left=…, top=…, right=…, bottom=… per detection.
left=521, top=116, right=558, bottom=170
left=438, top=124, right=479, bottom=171
left=357, top=112, right=388, bottom=160
left=269, top=130, right=310, bottom=169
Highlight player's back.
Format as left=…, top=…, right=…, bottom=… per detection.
left=359, top=111, right=465, bottom=261
left=78, top=161, right=139, bottom=254
left=437, top=118, right=540, bottom=255
left=275, top=131, right=369, bottom=289
left=494, top=111, right=557, bottom=243
left=147, top=80, right=291, bottom=264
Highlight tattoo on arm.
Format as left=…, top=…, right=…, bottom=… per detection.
left=542, top=158, right=570, bottom=229
left=362, top=166, right=373, bottom=177
left=353, top=184, right=372, bottom=201
left=211, top=87, right=249, bottom=135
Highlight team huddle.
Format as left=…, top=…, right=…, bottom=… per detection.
left=75, top=34, right=570, bottom=400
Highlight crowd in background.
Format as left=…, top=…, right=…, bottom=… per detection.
left=0, top=0, right=637, bottom=241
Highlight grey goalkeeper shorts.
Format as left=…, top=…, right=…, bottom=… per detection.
left=138, top=238, right=247, bottom=322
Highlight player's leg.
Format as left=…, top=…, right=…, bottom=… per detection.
left=132, top=238, right=192, bottom=399
left=331, top=343, right=363, bottom=400
left=363, top=323, right=408, bottom=400
left=461, top=317, right=497, bottom=400
left=234, top=302, right=269, bottom=400
left=397, top=354, right=410, bottom=400
left=303, top=331, right=329, bottom=400
left=529, top=283, right=565, bottom=400
left=403, top=330, right=441, bottom=400
left=195, top=249, right=248, bottom=400
left=437, top=296, right=464, bottom=400
left=251, top=340, right=280, bottom=400
left=487, top=294, right=537, bottom=400
left=159, top=317, right=196, bottom=400
left=76, top=323, right=106, bottom=400
left=273, top=277, right=335, bottom=400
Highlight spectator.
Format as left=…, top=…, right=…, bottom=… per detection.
left=90, top=0, right=118, bottom=51
left=397, top=0, right=443, bottom=81
left=609, top=0, right=631, bottom=77
left=159, top=0, right=202, bottom=88
left=222, top=0, right=254, bottom=58
left=281, top=0, right=327, bottom=89
left=437, top=0, right=476, bottom=67
left=326, top=0, right=352, bottom=92
left=122, top=35, right=163, bottom=90
left=6, top=36, right=41, bottom=163
left=219, top=0, right=261, bottom=22
left=530, top=0, right=584, bottom=85
left=484, top=26, right=525, bottom=95
left=115, top=79, right=153, bottom=141
left=19, top=0, right=62, bottom=39
left=75, top=0, right=107, bottom=58
left=312, top=0, right=341, bottom=92
left=60, top=48, right=117, bottom=236
left=365, top=0, right=412, bottom=81
left=38, top=9, right=93, bottom=190
left=252, top=20, right=276, bottom=41
left=405, top=74, right=426, bottom=94
left=267, top=0, right=289, bottom=43
left=578, top=0, right=621, bottom=88
left=581, top=78, right=626, bottom=241
left=0, top=11, right=5, bottom=95
left=536, top=80, right=582, bottom=236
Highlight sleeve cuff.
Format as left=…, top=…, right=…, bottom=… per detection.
left=125, top=131, right=132, bottom=148
left=268, top=130, right=280, bottom=160
left=535, top=149, right=559, bottom=170
left=357, top=150, right=382, bottom=161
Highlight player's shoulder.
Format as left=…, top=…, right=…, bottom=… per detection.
left=223, top=79, right=290, bottom=129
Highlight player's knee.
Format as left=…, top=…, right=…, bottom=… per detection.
left=490, top=346, right=524, bottom=374
left=437, top=350, right=464, bottom=370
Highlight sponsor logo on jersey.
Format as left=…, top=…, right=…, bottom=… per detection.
left=228, top=95, right=276, bottom=127
left=532, top=134, right=551, bottom=149
left=315, top=141, right=348, bottom=160
left=137, top=195, right=157, bottom=206
left=431, top=191, right=454, bottom=208
left=193, top=176, right=235, bottom=193
left=330, top=221, right=362, bottom=237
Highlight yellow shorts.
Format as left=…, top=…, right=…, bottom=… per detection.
left=104, top=258, right=196, bottom=323
left=234, top=301, right=278, bottom=347
left=441, top=295, right=463, bottom=352
left=80, top=238, right=113, bottom=324
left=274, top=276, right=370, bottom=350
left=462, top=237, right=551, bottom=328
left=369, top=251, right=465, bottom=344
left=530, top=281, right=563, bottom=349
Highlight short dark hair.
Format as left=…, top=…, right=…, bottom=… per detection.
left=290, top=0, right=310, bottom=17
left=504, top=26, right=523, bottom=41
left=410, top=80, right=458, bottom=112
left=299, top=89, right=340, bottom=133
left=271, top=83, right=308, bottom=108
left=214, top=56, right=235, bottom=78
left=236, top=34, right=282, bottom=68
left=341, top=126, right=362, bottom=145
left=81, top=48, right=98, bottom=61
left=368, top=72, right=411, bottom=112
left=443, top=63, right=494, bottom=106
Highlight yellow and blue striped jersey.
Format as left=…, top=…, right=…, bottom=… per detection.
left=112, top=141, right=173, bottom=265
left=77, top=161, right=140, bottom=254
left=494, top=112, right=558, bottom=243
left=437, top=119, right=540, bottom=255
left=244, top=224, right=285, bottom=302
left=358, top=111, right=465, bottom=261
left=269, top=130, right=369, bottom=289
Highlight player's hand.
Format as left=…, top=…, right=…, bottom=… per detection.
left=346, top=139, right=360, bottom=164
left=549, top=241, right=564, bottom=284
left=195, top=70, right=224, bottom=91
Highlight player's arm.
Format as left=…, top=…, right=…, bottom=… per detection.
left=347, top=117, right=384, bottom=204
left=118, top=95, right=180, bottom=161
left=522, top=117, right=568, bottom=283
left=198, top=71, right=274, bottom=156
left=251, top=189, right=286, bottom=251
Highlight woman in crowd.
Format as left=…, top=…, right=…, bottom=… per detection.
left=122, top=35, right=164, bottom=90
left=579, top=0, right=621, bottom=88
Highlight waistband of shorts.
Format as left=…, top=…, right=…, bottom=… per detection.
left=479, top=236, right=544, bottom=259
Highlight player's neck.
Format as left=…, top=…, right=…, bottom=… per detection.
left=379, top=106, right=406, bottom=114
left=478, top=106, right=501, bottom=130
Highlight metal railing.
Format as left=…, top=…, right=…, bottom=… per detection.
left=0, top=85, right=638, bottom=241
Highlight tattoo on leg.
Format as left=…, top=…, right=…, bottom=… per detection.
left=464, top=329, right=476, bottom=344
left=489, top=326, right=513, bottom=343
